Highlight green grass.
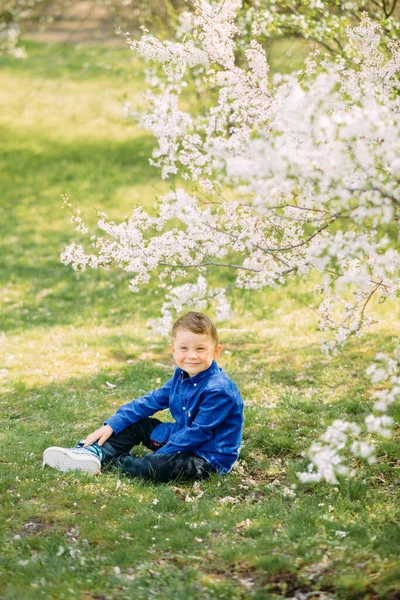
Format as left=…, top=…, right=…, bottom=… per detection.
left=0, top=39, right=399, bottom=600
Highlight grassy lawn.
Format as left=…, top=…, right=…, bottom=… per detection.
left=0, top=40, right=399, bottom=600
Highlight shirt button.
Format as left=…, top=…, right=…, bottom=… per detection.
left=193, top=383, right=197, bottom=387
left=183, top=406, right=186, bottom=410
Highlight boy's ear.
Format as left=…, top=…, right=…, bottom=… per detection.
left=213, top=344, right=223, bottom=359
left=169, top=343, right=175, bottom=354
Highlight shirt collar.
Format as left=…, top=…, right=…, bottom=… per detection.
left=180, top=360, right=220, bottom=383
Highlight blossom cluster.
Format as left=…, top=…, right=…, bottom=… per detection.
left=0, top=20, right=25, bottom=58
left=63, top=4, right=400, bottom=349
left=236, top=0, right=400, bottom=58
left=0, top=0, right=44, bottom=57
left=298, top=350, right=399, bottom=483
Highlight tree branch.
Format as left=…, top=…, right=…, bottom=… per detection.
left=346, top=187, right=400, bottom=206
left=159, top=260, right=262, bottom=272
left=200, top=214, right=340, bottom=258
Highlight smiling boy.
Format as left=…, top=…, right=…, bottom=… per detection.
left=43, top=312, right=244, bottom=482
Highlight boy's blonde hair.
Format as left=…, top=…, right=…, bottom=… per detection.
left=172, top=312, right=219, bottom=346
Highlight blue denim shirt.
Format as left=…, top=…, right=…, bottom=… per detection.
left=105, top=361, right=244, bottom=474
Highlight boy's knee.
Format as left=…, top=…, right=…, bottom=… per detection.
left=181, top=453, right=216, bottom=480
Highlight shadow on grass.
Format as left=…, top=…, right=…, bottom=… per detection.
left=2, top=360, right=173, bottom=456
left=0, top=40, right=138, bottom=82
left=0, top=125, right=158, bottom=196
left=0, top=126, right=167, bottom=332
left=0, top=265, right=158, bottom=332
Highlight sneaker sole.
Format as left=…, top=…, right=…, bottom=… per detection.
left=43, top=447, right=101, bottom=474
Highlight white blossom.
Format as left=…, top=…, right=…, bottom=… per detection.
left=62, top=14, right=400, bottom=346
left=365, top=414, right=394, bottom=439
left=335, top=530, right=347, bottom=538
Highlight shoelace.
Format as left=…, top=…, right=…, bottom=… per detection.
left=72, top=446, right=102, bottom=459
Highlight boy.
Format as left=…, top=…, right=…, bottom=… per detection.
left=43, top=312, right=244, bottom=482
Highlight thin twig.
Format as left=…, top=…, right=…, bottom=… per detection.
left=346, top=187, right=400, bottom=206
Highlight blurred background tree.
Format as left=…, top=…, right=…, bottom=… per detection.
left=0, top=0, right=185, bottom=55
left=2, top=0, right=399, bottom=57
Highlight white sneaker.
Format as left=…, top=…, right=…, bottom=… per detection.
left=43, top=446, right=101, bottom=474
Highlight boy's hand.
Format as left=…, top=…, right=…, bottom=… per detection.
left=84, top=424, right=113, bottom=447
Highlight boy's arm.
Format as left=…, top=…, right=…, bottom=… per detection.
left=155, top=388, right=236, bottom=455
left=103, top=377, right=173, bottom=435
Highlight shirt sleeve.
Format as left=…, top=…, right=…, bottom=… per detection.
left=104, top=377, right=173, bottom=435
left=155, top=387, right=234, bottom=455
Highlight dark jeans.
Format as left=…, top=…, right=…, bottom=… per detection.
left=94, top=418, right=215, bottom=483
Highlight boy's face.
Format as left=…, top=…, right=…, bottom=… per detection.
left=170, top=329, right=222, bottom=377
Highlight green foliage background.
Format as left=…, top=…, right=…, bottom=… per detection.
left=0, top=38, right=399, bottom=600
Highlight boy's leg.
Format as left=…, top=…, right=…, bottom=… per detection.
left=113, top=451, right=215, bottom=482
left=94, top=417, right=162, bottom=463
left=43, top=418, right=162, bottom=474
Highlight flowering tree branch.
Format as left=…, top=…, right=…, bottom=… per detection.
left=63, top=5, right=400, bottom=348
